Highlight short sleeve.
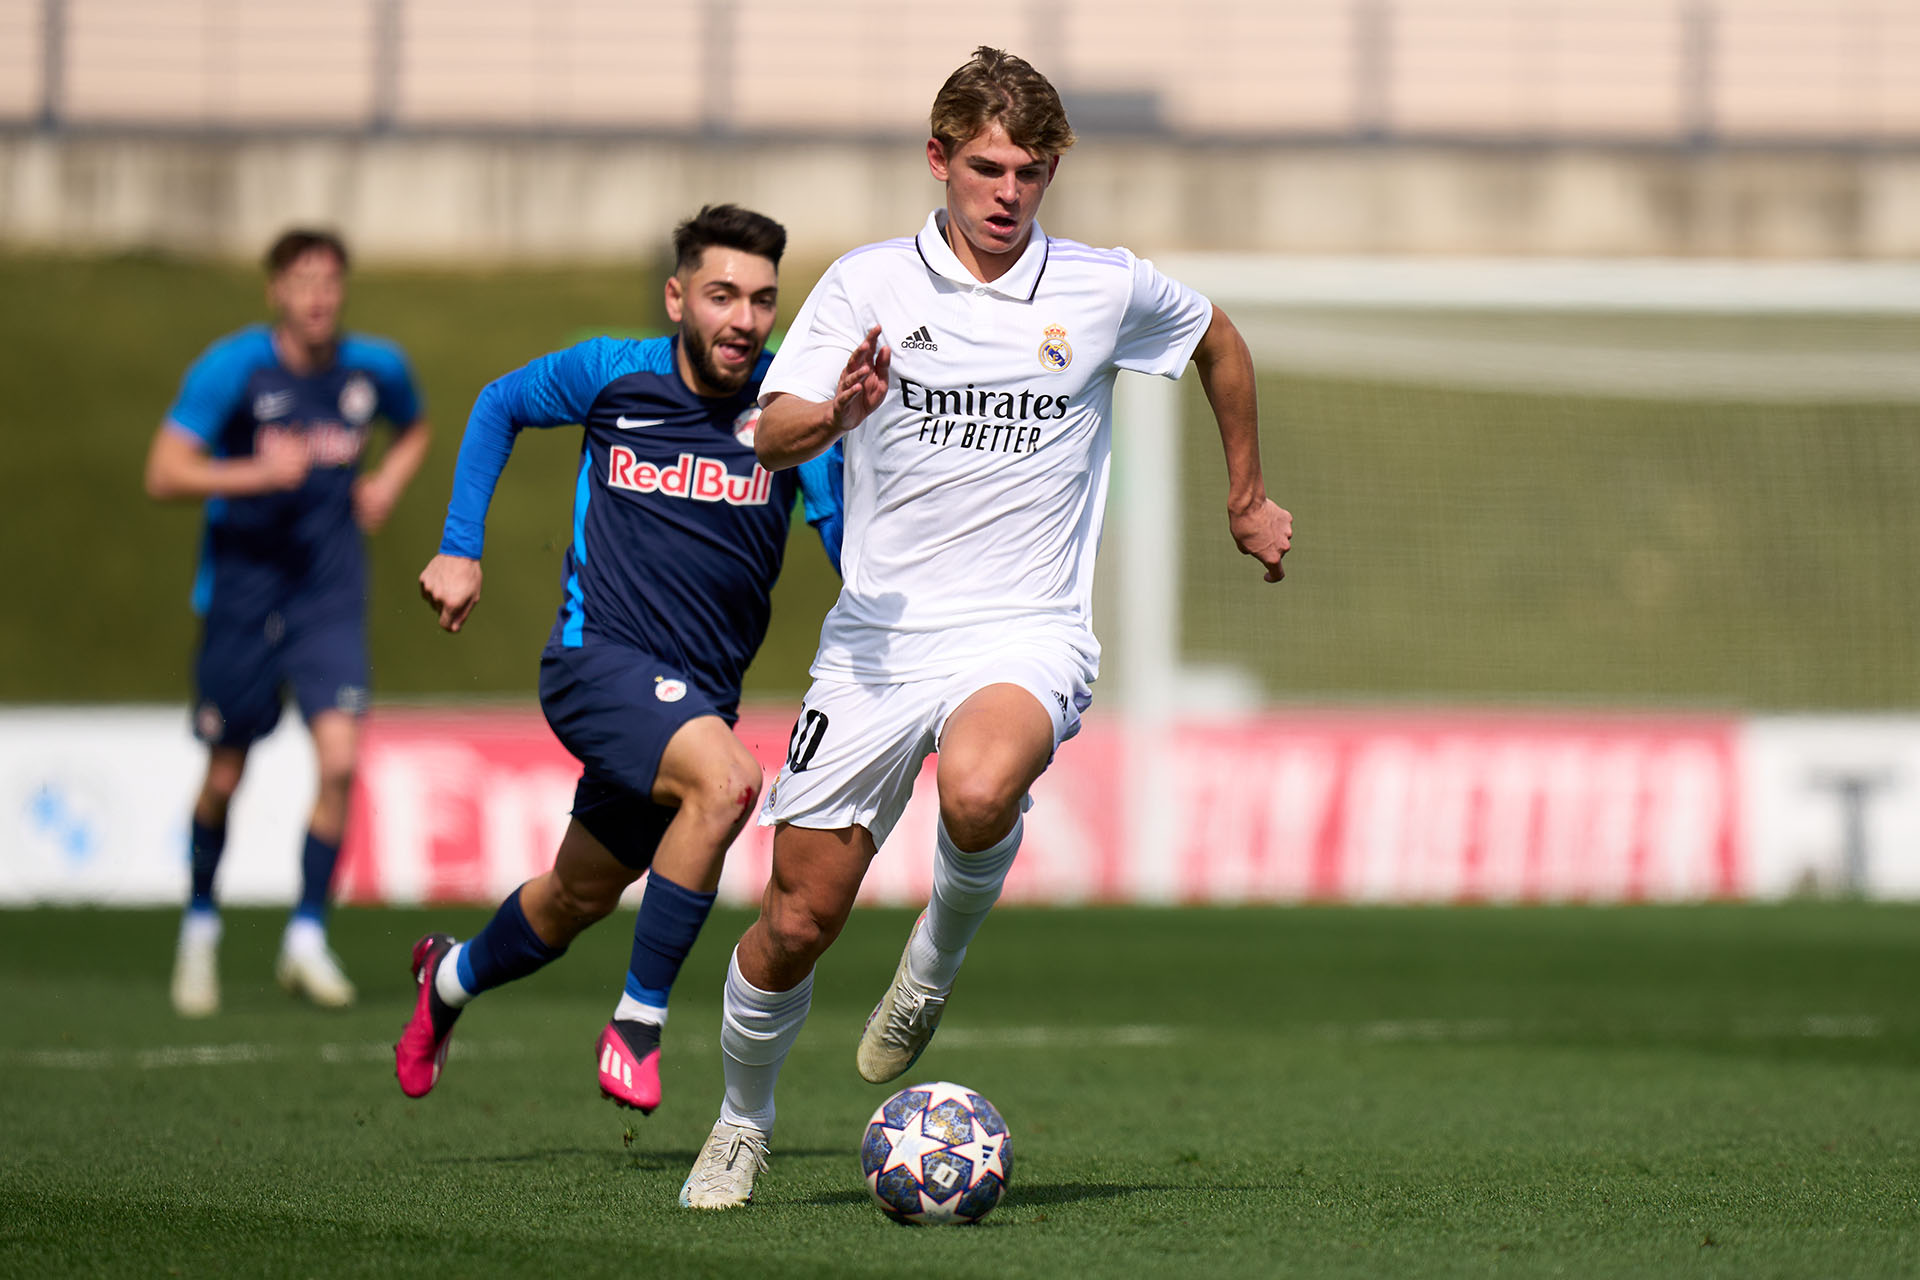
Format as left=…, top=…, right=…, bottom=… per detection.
left=761, top=262, right=863, bottom=406
left=164, top=335, right=260, bottom=445
left=1112, top=256, right=1213, bottom=379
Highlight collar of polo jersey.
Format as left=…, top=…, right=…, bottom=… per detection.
left=916, top=210, right=1050, bottom=302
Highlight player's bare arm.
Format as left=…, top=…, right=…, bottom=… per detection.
left=755, top=325, right=892, bottom=470
left=418, top=553, right=482, bottom=633
left=144, top=423, right=310, bottom=500
left=1191, top=305, right=1292, bottom=583
left=354, top=418, right=433, bottom=533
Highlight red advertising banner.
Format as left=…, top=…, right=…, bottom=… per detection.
left=1162, top=711, right=1741, bottom=903
left=333, top=707, right=1740, bottom=906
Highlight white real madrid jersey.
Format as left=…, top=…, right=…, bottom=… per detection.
left=763, top=210, right=1213, bottom=682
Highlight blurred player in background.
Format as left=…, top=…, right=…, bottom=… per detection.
left=680, top=48, right=1291, bottom=1208
left=398, top=205, right=844, bottom=1118
left=144, top=228, right=432, bottom=1017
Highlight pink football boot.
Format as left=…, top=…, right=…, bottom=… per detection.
left=596, top=1020, right=663, bottom=1113
left=394, top=934, right=460, bottom=1098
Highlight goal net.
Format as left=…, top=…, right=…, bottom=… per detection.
left=1102, top=257, right=1920, bottom=717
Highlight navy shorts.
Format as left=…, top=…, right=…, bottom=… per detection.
left=193, top=597, right=369, bottom=748
left=538, top=642, right=732, bottom=871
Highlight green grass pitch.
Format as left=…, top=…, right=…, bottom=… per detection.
left=3, top=903, right=1917, bottom=1277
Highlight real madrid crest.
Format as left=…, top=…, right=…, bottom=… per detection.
left=1038, top=324, right=1073, bottom=373
left=654, top=676, right=688, bottom=703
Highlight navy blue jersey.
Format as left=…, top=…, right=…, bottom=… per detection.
left=165, top=323, right=423, bottom=616
left=440, top=335, right=841, bottom=707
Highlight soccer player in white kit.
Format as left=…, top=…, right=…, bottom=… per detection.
left=680, top=46, right=1291, bottom=1209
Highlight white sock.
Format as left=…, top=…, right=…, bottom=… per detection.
left=614, top=992, right=667, bottom=1027
left=435, top=942, right=476, bottom=1009
left=717, top=947, right=812, bottom=1134
left=282, top=915, right=327, bottom=956
left=180, top=910, right=222, bottom=947
left=908, top=814, right=1023, bottom=991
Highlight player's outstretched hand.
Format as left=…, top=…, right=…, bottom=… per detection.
left=1231, top=500, right=1292, bottom=583
left=830, top=325, right=892, bottom=434
left=419, top=554, right=483, bottom=633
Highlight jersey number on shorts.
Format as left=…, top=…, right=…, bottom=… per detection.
left=786, top=709, right=829, bottom=772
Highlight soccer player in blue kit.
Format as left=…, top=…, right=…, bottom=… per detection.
left=145, top=228, right=432, bottom=1017
left=397, top=205, right=843, bottom=1115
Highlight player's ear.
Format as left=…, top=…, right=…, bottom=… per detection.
left=927, top=138, right=950, bottom=183
left=663, top=271, right=685, bottom=324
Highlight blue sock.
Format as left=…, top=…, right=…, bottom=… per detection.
left=294, top=829, right=341, bottom=925
left=457, top=887, right=566, bottom=996
left=188, top=819, right=226, bottom=913
left=623, top=873, right=717, bottom=1012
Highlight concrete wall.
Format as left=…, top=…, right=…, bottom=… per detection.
left=3, top=134, right=1918, bottom=263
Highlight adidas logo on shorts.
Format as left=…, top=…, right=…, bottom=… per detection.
left=899, top=325, right=939, bottom=351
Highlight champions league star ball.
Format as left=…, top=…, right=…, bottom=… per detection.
left=861, top=1081, right=1012, bottom=1225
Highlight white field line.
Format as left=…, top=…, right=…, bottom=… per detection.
left=0, top=1026, right=1178, bottom=1072
left=1, top=1017, right=1881, bottom=1071
left=1236, top=316, right=1920, bottom=402
left=4, top=1038, right=536, bottom=1071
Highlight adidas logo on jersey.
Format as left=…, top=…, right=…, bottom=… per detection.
left=899, top=325, right=940, bottom=351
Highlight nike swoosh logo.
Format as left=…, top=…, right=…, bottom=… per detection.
left=614, top=416, right=666, bottom=430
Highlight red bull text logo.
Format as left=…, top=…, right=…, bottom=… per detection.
left=607, top=447, right=772, bottom=505
left=256, top=423, right=367, bottom=468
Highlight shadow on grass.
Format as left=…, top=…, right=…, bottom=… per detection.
left=798, top=1181, right=1280, bottom=1210
left=1016, top=1181, right=1281, bottom=1207
left=427, top=1147, right=624, bottom=1166
left=429, top=1145, right=850, bottom=1169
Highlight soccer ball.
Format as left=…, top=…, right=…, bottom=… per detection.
left=860, top=1081, right=1012, bottom=1225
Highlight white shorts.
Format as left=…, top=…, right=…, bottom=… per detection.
left=762, top=644, right=1094, bottom=849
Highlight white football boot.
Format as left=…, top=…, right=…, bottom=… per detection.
left=170, top=913, right=222, bottom=1018
left=276, top=919, right=357, bottom=1008
left=680, top=1120, right=770, bottom=1209
left=855, top=917, right=948, bottom=1085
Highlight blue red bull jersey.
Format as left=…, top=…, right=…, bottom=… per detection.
left=165, top=323, right=424, bottom=618
left=439, top=335, right=842, bottom=708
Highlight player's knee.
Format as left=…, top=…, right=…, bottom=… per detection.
left=761, top=893, right=840, bottom=966
left=938, top=776, right=1021, bottom=850
left=198, top=776, right=240, bottom=815
left=200, top=753, right=245, bottom=805
left=683, top=752, right=763, bottom=837
left=316, top=757, right=356, bottom=800
left=195, top=783, right=240, bottom=831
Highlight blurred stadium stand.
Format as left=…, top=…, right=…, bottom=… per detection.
left=2, top=0, right=1917, bottom=144
left=4, top=1, right=1920, bottom=261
